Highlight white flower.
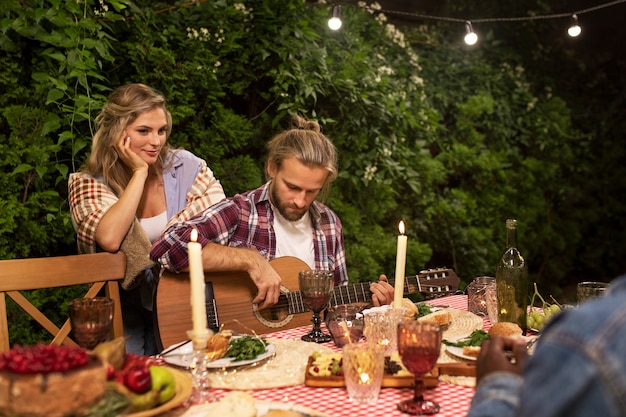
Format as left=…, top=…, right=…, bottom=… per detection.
left=364, top=165, right=378, bottom=181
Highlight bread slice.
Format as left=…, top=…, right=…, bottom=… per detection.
left=462, top=345, right=481, bottom=358
left=210, top=391, right=257, bottom=417
left=417, top=309, right=452, bottom=327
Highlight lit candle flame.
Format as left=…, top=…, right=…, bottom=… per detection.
left=398, top=220, right=405, bottom=235
left=359, top=372, right=371, bottom=383
left=190, top=229, right=198, bottom=243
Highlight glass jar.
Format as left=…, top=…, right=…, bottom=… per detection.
left=467, top=276, right=495, bottom=316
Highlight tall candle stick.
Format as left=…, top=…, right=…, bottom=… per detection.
left=393, top=221, right=407, bottom=309
left=188, top=229, right=208, bottom=335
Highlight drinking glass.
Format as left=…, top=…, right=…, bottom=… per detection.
left=577, top=281, right=609, bottom=304
left=326, top=304, right=364, bottom=348
left=299, top=270, right=334, bottom=343
left=68, top=297, right=114, bottom=350
left=363, top=308, right=404, bottom=355
left=396, top=321, right=442, bottom=415
left=342, top=342, right=385, bottom=404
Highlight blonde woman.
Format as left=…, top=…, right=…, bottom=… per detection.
left=69, top=83, right=225, bottom=354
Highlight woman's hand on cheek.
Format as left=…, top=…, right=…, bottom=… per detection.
left=115, top=132, right=148, bottom=174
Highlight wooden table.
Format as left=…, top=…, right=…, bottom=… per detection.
left=166, top=295, right=485, bottom=416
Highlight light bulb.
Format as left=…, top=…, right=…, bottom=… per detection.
left=328, top=5, right=342, bottom=30
left=567, top=15, right=581, bottom=37
left=464, top=21, right=478, bottom=45
left=328, top=16, right=342, bottom=30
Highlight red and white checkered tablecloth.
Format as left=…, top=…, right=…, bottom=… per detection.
left=208, top=295, right=486, bottom=417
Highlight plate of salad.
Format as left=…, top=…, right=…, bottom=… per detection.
left=161, top=335, right=275, bottom=369
left=442, top=330, right=489, bottom=361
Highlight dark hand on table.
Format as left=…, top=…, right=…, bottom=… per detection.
left=370, top=275, right=395, bottom=306
left=476, top=336, right=528, bottom=385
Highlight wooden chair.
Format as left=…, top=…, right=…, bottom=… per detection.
left=0, top=252, right=126, bottom=352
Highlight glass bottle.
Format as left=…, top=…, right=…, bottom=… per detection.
left=495, top=219, right=528, bottom=334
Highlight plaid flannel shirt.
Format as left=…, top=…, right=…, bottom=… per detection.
left=69, top=149, right=225, bottom=254
left=150, top=182, right=348, bottom=286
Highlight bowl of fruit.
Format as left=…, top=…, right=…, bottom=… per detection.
left=91, top=338, right=192, bottom=416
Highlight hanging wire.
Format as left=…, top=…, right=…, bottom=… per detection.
left=363, top=0, right=626, bottom=23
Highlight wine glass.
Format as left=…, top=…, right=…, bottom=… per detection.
left=298, top=269, right=334, bottom=343
left=396, top=321, right=442, bottom=415
left=68, top=297, right=114, bottom=350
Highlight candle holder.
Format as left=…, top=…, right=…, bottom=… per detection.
left=185, top=329, right=215, bottom=406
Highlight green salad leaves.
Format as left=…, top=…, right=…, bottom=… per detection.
left=225, top=336, right=268, bottom=361
left=442, top=329, right=489, bottom=347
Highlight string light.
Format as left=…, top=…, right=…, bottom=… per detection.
left=348, top=0, right=626, bottom=42
left=568, top=14, right=582, bottom=37
left=464, top=21, right=478, bottom=45
left=328, top=4, right=342, bottom=31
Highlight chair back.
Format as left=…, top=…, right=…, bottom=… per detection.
left=0, top=252, right=126, bottom=352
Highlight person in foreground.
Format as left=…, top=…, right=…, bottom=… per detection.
left=467, top=273, right=626, bottom=417
left=69, top=83, right=225, bottom=355
left=151, top=115, right=394, bottom=309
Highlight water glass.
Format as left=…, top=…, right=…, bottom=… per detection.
left=68, top=297, right=114, bottom=350
left=342, top=342, right=385, bottom=404
left=363, top=308, right=404, bottom=355
left=326, top=304, right=364, bottom=348
left=577, top=281, right=609, bottom=304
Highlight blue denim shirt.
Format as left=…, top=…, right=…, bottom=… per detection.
left=468, top=274, right=626, bottom=417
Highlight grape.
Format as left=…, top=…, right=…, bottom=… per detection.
left=549, top=304, right=561, bottom=314
left=528, top=282, right=564, bottom=331
left=530, top=310, right=545, bottom=325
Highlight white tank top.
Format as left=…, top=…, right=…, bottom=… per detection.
left=139, top=211, right=168, bottom=243
left=273, top=207, right=315, bottom=269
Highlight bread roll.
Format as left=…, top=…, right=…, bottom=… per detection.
left=488, top=322, right=523, bottom=338
left=401, top=298, right=419, bottom=319
left=205, top=329, right=233, bottom=361
left=209, top=391, right=256, bottom=417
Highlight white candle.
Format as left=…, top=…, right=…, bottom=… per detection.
left=393, top=221, right=407, bottom=308
left=188, top=229, right=207, bottom=335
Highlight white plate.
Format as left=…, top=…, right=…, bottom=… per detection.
left=444, top=335, right=538, bottom=361
left=182, top=401, right=331, bottom=417
left=445, top=344, right=478, bottom=361
left=161, top=336, right=276, bottom=369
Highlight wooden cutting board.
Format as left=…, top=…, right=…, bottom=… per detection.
left=304, top=356, right=439, bottom=388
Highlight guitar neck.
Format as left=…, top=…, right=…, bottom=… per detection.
left=321, top=272, right=457, bottom=310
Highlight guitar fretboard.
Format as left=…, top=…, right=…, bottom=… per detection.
left=204, top=271, right=458, bottom=324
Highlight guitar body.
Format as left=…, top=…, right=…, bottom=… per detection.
left=154, top=256, right=459, bottom=350
left=154, top=257, right=311, bottom=349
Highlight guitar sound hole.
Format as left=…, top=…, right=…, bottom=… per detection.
left=253, top=288, right=294, bottom=328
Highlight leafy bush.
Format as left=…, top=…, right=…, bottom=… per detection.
left=1, top=0, right=625, bottom=345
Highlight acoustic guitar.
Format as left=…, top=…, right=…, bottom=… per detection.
left=153, top=256, right=459, bottom=349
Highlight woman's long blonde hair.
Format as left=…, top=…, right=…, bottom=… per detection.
left=83, top=83, right=172, bottom=196
left=266, top=115, right=338, bottom=202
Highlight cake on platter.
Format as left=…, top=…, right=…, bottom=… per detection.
left=0, top=343, right=108, bottom=417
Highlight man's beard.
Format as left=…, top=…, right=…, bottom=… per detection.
left=270, top=184, right=307, bottom=221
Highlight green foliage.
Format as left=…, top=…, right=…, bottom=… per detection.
left=1, top=0, right=625, bottom=345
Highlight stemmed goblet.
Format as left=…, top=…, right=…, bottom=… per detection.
left=299, top=269, right=334, bottom=343
left=396, top=321, right=443, bottom=415
left=68, top=297, right=114, bottom=350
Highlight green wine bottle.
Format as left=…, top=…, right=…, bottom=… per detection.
left=495, top=219, right=529, bottom=334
